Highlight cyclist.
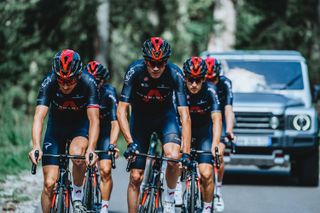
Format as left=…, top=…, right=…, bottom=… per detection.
left=205, top=57, right=235, bottom=212
left=183, top=57, right=222, bottom=213
left=87, top=61, right=120, bottom=213
left=28, top=49, right=100, bottom=213
left=117, top=37, right=191, bottom=213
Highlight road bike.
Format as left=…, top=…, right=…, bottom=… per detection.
left=126, top=133, right=179, bottom=213
left=31, top=141, right=85, bottom=213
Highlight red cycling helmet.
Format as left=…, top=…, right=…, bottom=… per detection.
left=205, top=57, right=221, bottom=80
left=142, top=37, right=171, bottom=61
left=183, top=57, right=207, bottom=78
left=87, top=61, right=109, bottom=84
left=52, top=49, right=82, bottom=82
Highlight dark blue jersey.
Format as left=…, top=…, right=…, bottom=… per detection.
left=187, top=82, right=221, bottom=127
left=215, top=76, right=233, bottom=110
left=99, top=84, right=118, bottom=127
left=120, top=59, right=187, bottom=113
left=36, top=71, right=99, bottom=122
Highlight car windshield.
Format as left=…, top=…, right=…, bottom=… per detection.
left=221, top=60, right=304, bottom=93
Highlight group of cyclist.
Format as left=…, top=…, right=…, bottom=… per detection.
left=28, top=37, right=234, bottom=213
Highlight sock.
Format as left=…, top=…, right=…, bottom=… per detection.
left=165, top=187, right=175, bottom=202
left=72, top=184, right=83, bottom=201
left=216, top=181, right=222, bottom=195
left=203, top=202, right=212, bottom=212
left=101, top=200, right=109, bottom=212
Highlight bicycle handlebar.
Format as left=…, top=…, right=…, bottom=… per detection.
left=31, top=150, right=39, bottom=175
left=95, top=149, right=116, bottom=169
left=125, top=152, right=179, bottom=172
left=226, top=132, right=236, bottom=154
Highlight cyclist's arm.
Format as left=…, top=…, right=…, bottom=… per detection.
left=87, top=107, right=100, bottom=152
left=117, top=101, right=133, bottom=145
left=211, top=111, right=222, bottom=148
left=225, top=105, right=234, bottom=135
left=110, top=120, right=120, bottom=145
left=177, top=106, right=191, bottom=153
left=30, top=105, right=48, bottom=163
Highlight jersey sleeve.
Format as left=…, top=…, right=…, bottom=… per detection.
left=223, top=78, right=233, bottom=106
left=36, top=73, right=53, bottom=106
left=208, top=85, right=221, bottom=112
left=86, top=75, right=100, bottom=108
left=120, top=64, right=136, bottom=103
left=172, top=66, right=188, bottom=107
left=107, top=87, right=118, bottom=121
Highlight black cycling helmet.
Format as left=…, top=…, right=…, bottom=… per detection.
left=87, top=61, right=109, bottom=83
left=53, top=49, right=82, bottom=81
left=205, top=57, right=221, bottom=80
left=142, top=37, right=171, bottom=61
left=183, top=57, right=207, bottom=78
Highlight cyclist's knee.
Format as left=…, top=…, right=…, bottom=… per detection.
left=100, top=166, right=112, bottom=182
left=72, top=159, right=85, bottom=167
left=200, top=168, right=213, bottom=183
left=165, top=151, right=180, bottom=168
left=43, top=178, right=56, bottom=195
left=129, top=170, right=143, bottom=187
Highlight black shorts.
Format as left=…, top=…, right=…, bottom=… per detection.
left=96, top=125, right=112, bottom=160
left=129, top=108, right=181, bottom=169
left=42, top=118, right=89, bottom=166
left=192, top=123, right=213, bottom=165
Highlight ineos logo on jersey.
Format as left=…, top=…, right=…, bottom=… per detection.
left=108, top=94, right=117, bottom=103
left=157, top=84, right=170, bottom=89
left=124, top=67, right=135, bottom=83
left=176, top=72, right=184, bottom=80
left=41, top=77, right=51, bottom=88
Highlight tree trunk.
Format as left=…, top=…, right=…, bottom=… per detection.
left=95, top=0, right=110, bottom=66
left=207, top=0, right=236, bottom=52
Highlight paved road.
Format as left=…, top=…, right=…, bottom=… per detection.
left=109, top=159, right=320, bottom=213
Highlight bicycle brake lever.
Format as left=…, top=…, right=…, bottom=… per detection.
left=31, top=150, right=39, bottom=175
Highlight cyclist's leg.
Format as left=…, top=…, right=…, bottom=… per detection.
left=196, top=124, right=214, bottom=212
left=42, top=166, right=59, bottom=213
left=69, top=119, right=90, bottom=202
left=41, top=120, right=62, bottom=213
left=161, top=109, right=182, bottom=207
left=127, top=113, right=150, bottom=213
left=217, top=122, right=227, bottom=194
left=97, top=127, right=113, bottom=211
left=69, top=136, right=88, bottom=200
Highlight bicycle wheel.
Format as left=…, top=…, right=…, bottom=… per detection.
left=183, top=173, right=199, bottom=213
left=94, top=171, right=102, bottom=211
left=50, top=187, right=66, bottom=213
left=83, top=175, right=94, bottom=211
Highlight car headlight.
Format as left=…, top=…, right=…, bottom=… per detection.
left=289, top=114, right=311, bottom=131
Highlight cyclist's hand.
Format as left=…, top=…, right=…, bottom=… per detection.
left=123, top=142, right=138, bottom=159
left=29, top=147, right=42, bottom=165
left=180, top=153, right=191, bottom=168
left=108, top=144, right=120, bottom=159
left=211, top=145, right=221, bottom=157
left=225, top=132, right=235, bottom=143
left=86, top=149, right=98, bottom=166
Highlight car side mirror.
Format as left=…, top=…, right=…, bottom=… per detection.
left=312, top=84, right=320, bottom=102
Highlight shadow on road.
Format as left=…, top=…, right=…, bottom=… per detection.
left=223, top=167, right=301, bottom=186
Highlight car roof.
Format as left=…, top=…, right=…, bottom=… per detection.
left=201, top=50, right=305, bottom=61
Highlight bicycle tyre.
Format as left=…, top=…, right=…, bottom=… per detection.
left=56, top=187, right=65, bottom=213
left=83, top=175, right=94, bottom=211
left=190, top=173, right=196, bottom=213
left=147, top=187, right=156, bottom=213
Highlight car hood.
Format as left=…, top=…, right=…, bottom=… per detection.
left=234, top=92, right=304, bottom=109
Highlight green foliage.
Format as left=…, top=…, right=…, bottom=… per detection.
left=235, top=0, right=320, bottom=83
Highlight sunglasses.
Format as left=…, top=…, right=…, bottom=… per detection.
left=186, top=76, right=204, bottom=84
left=57, top=77, right=78, bottom=86
left=146, top=60, right=167, bottom=68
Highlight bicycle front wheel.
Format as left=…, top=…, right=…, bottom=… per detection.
left=83, top=175, right=94, bottom=211
left=50, top=187, right=69, bottom=213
